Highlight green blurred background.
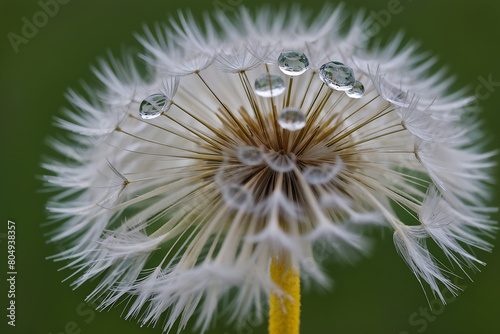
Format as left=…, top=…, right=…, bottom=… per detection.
left=1, top=0, right=499, bottom=333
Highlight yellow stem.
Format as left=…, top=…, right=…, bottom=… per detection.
left=269, top=256, right=301, bottom=334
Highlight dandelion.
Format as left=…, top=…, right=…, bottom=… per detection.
left=43, top=5, right=496, bottom=334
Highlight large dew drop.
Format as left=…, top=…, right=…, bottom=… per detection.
left=319, top=61, right=356, bottom=91
left=278, top=107, right=306, bottom=131
left=238, top=146, right=264, bottom=166
left=222, top=183, right=252, bottom=209
left=346, top=80, right=365, bottom=99
left=254, top=73, right=285, bottom=97
left=278, top=50, right=309, bottom=76
left=139, top=94, right=171, bottom=119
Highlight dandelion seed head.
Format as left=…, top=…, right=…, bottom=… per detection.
left=44, top=5, right=496, bottom=333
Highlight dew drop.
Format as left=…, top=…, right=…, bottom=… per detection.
left=319, top=61, right=356, bottom=91
left=377, top=78, right=409, bottom=107
left=278, top=107, right=306, bottom=131
left=278, top=50, right=309, bottom=76
left=304, top=166, right=332, bottom=184
left=264, top=152, right=296, bottom=172
left=345, top=80, right=365, bottom=99
left=139, top=94, right=171, bottom=119
left=254, top=73, right=285, bottom=97
left=237, top=146, right=264, bottom=166
left=304, top=157, right=344, bottom=184
left=222, top=183, right=252, bottom=209
left=386, top=86, right=408, bottom=106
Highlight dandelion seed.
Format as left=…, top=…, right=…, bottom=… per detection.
left=43, top=5, right=496, bottom=334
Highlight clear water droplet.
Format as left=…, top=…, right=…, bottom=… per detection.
left=238, top=146, right=263, bottom=166
left=304, top=157, right=344, bottom=184
left=263, top=152, right=296, bottom=172
left=139, top=94, right=171, bottom=119
left=278, top=50, right=310, bottom=76
left=386, top=87, right=407, bottom=106
left=222, top=183, right=252, bottom=209
left=304, top=166, right=332, bottom=184
left=254, top=73, right=285, bottom=97
left=278, top=107, right=306, bottom=131
left=378, top=78, right=409, bottom=107
left=345, top=80, right=365, bottom=99
left=319, top=61, right=356, bottom=91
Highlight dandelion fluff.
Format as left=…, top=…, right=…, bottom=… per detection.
left=43, top=5, right=496, bottom=333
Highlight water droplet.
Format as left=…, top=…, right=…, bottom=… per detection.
left=348, top=211, right=385, bottom=225
left=254, top=73, right=285, bottom=97
left=263, top=152, right=296, bottom=172
left=278, top=50, right=309, bottom=76
left=304, top=157, right=344, bottom=184
left=304, top=166, right=332, bottom=184
left=222, top=183, right=252, bottom=209
left=278, top=107, right=306, bottom=131
left=377, top=78, right=409, bottom=107
left=319, top=61, right=356, bottom=91
left=139, top=94, right=171, bottom=119
left=319, top=191, right=352, bottom=209
left=237, top=146, right=263, bottom=166
left=345, top=80, right=365, bottom=99
left=386, top=86, right=407, bottom=106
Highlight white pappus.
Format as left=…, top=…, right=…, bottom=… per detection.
left=43, top=4, right=496, bottom=333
